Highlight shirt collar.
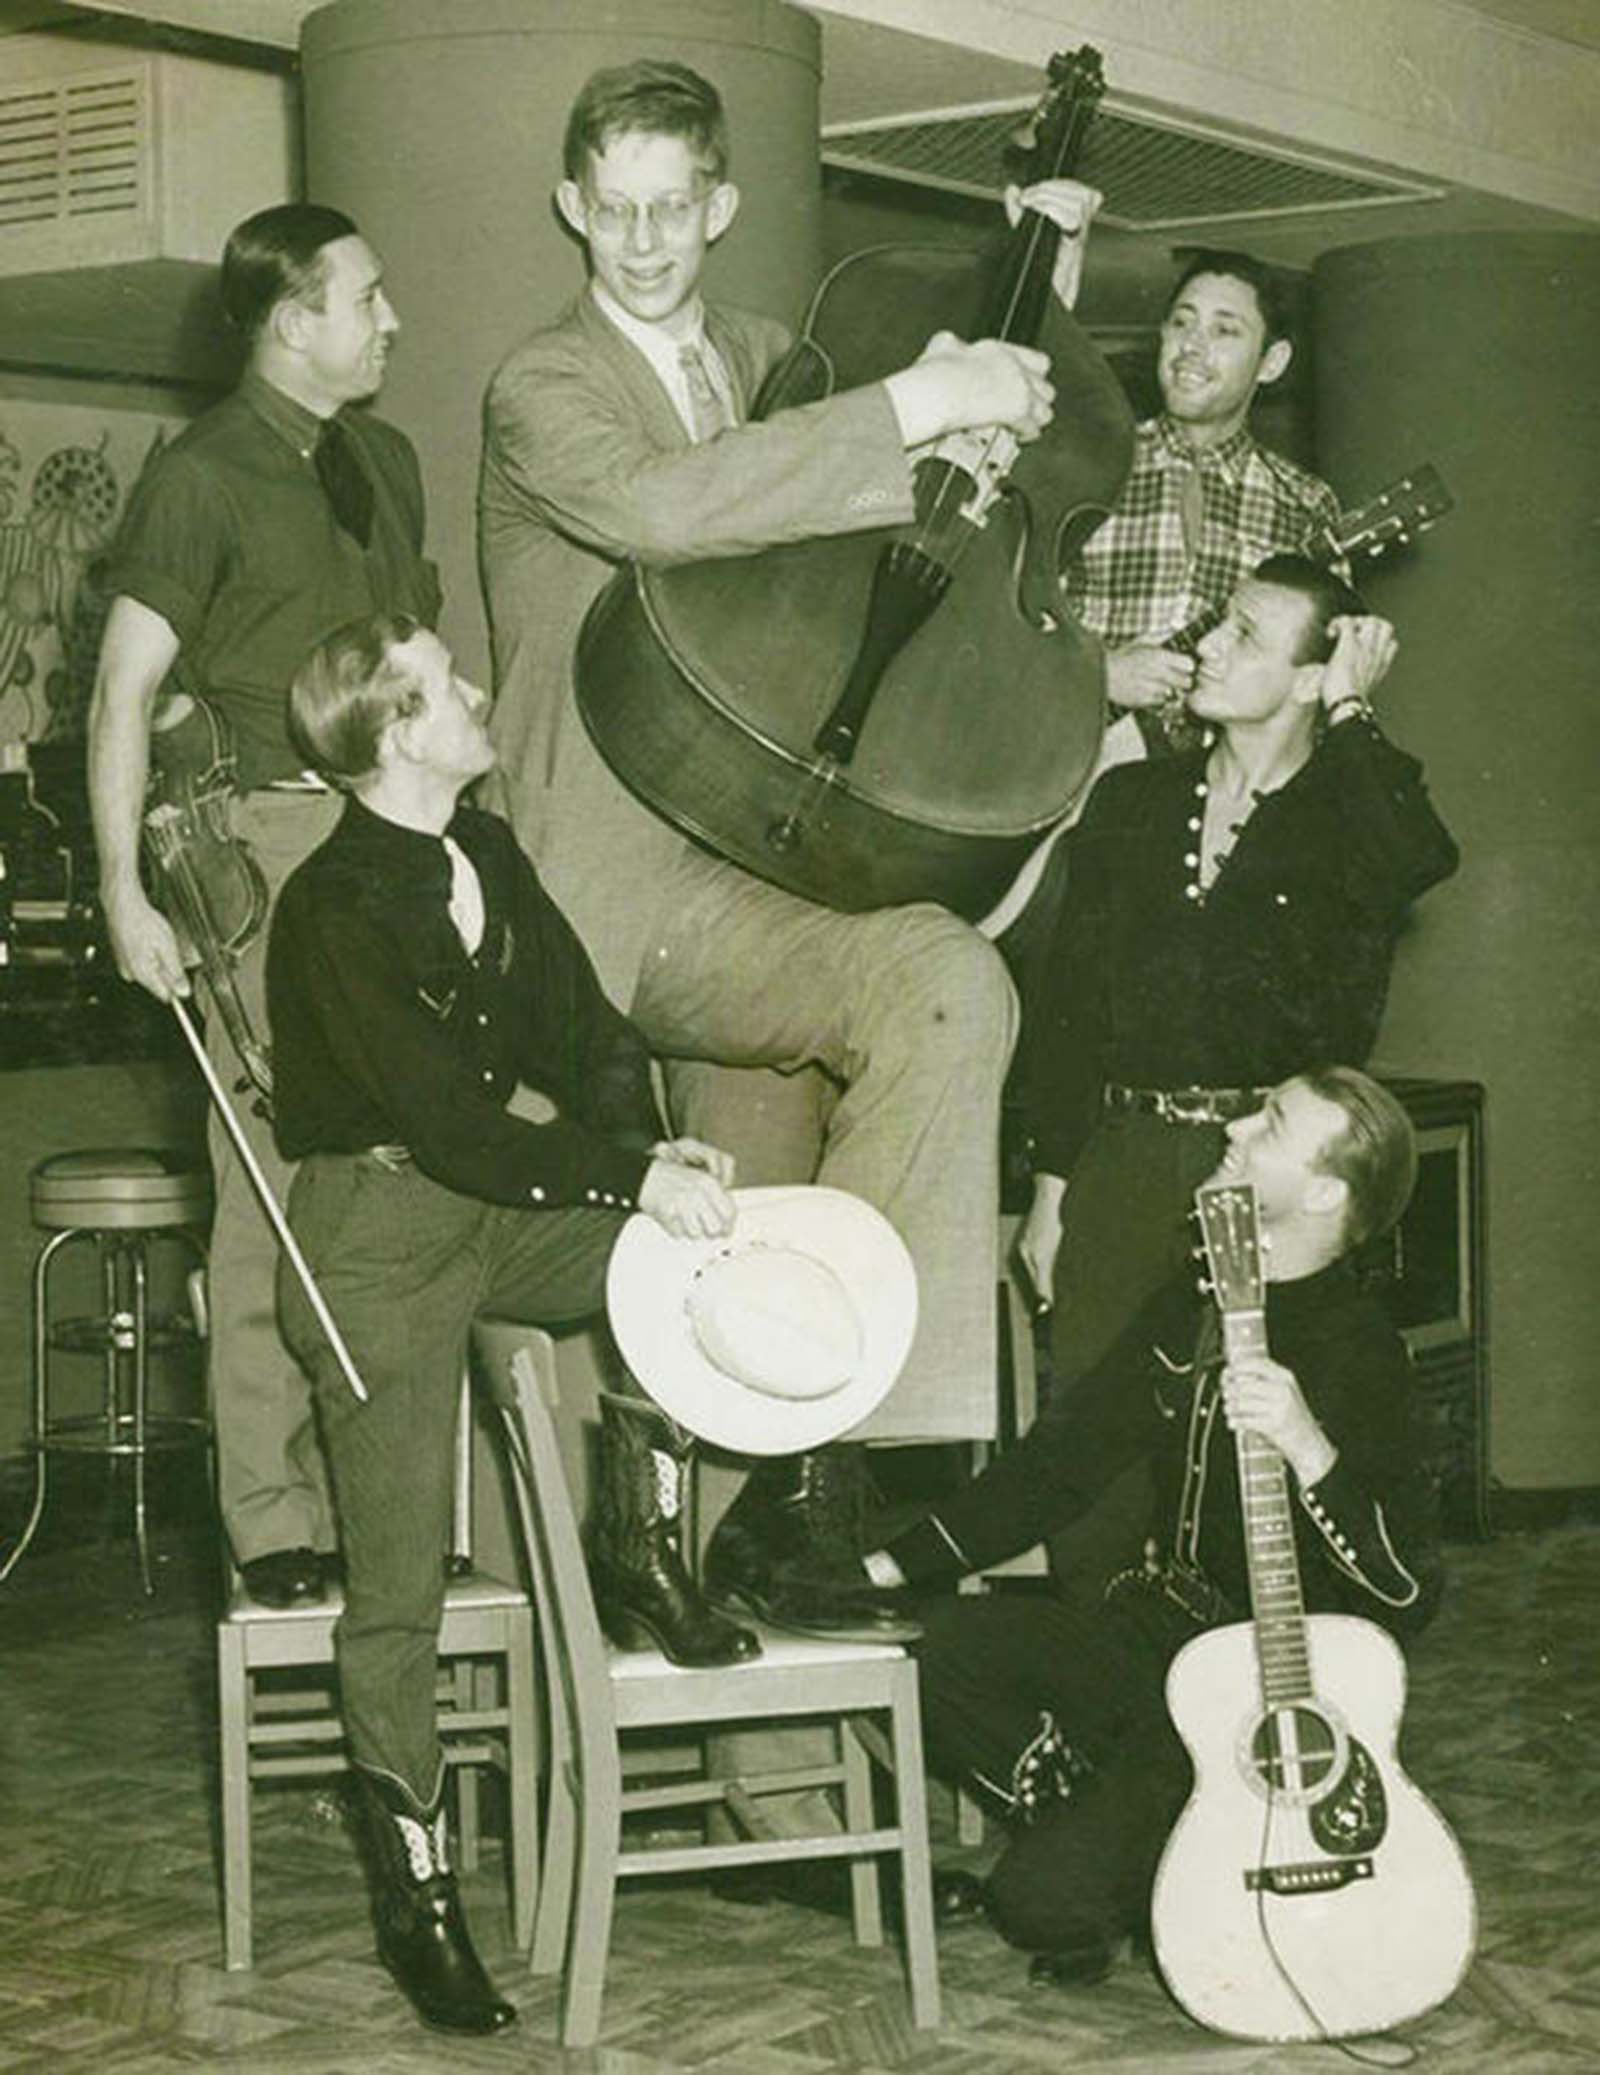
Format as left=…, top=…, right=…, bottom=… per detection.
left=590, top=280, right=708, bottom=376
left=333, top=793, right=457, bottom=894
left=237, top=368, right=336, bottom=463
left=1153, top=413, right=1255, bottom=485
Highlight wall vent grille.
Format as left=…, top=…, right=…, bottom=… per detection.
left=0, top=63, right=149, bottom=242
left=823, top=100, right=1444, bottom=230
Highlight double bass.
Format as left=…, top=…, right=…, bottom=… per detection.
left=576, top=46, right=1133, bottom=920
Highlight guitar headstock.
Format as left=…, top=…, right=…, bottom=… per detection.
left=1194, top=1182, right=1266, bottom=1317
left=1332, top=463, right=1455, bottom=565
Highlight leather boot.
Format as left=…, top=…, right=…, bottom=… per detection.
left=348, top=1766, right=516, bottom=2035
left=590, top=1392, right=760, bottom=1667
left=704, top=1445, right=921, bottom=1642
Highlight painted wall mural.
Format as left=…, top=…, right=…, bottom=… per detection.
left=0, top=398, right=190, bottom=748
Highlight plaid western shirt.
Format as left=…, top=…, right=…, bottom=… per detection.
left=1062, top=415, right=1343, bottom=655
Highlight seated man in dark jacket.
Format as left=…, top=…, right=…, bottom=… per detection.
left=265, top=611, right=751, bottom=2038
left=866, top=1066, right=1441, bottom=1986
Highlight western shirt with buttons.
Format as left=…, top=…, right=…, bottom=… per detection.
left=105, top=370, right=442, bottom=789
left=1024, top=715, right=1460, bottom=1183
left=887, top=1257, right=1440, bottom=1643
left=267, top=796, right=658, bottom=1210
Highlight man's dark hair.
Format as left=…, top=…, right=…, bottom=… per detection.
left=1303, top=1065, right=1418, bottom=1251
left=289, top=612, right=423, bottom=790
left=220, top=202, right=360, bottom=340
left=1166, top=247, right=1293, bottom=350
left=1252, top=552, right=1367, bottom=666
left=563, top=59, right=728, bottom=184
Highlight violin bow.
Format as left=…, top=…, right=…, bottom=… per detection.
left=170, top=996, right=369, bottom=1405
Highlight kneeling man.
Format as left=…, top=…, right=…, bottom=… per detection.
left=266, top=612, right=752, bottom=2034
left=867, top=1068, right=1442, bottom=1985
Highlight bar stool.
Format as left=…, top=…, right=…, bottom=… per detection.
left=1, top=1149, right=212, bottom=1595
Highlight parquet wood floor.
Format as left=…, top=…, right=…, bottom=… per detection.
left=0, top=1517, right=1595, bottom=2072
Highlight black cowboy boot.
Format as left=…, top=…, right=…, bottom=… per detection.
left=348, top=1766, right=517, bottom=2035
left=704, top=1443, right=921, bottom=1641
left=590, top=1392, right=760, bottom=1667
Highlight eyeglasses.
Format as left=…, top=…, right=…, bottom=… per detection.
left=583, top=185, right=714, bottom=241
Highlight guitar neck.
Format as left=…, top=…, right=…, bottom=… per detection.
left=1220, top=1309, right=1314, bottom=1707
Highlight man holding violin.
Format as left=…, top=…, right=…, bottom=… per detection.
left=88, top=203, right=442, bottom=1610
left=478, top=56, right=1103, bottom=1632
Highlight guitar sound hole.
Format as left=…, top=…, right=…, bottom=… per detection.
left=1247, top=1704, right=1343, bottom=1803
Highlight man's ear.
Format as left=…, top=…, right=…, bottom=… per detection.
left=1290, top=659, right=1325, bottom=709
left=1255, top=335, right=1292, bottom=390
left=555, top=179, right=588, bottom=240
left=270, top=294, right=309, bottom=355
left=705, top=181, right=740, bottom=244
left=1303, top=1168, right=1348, bottom=1225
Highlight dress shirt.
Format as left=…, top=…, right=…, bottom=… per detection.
left=107, top=371, right=441, bottom=788
left=1023, top=715, right=1459, bottom=1181
left=589, top=282, right=736, bottom=441
left=886, top=1258, right=1440, bottom=1642
left=267, top=797, right=659, bottom=1210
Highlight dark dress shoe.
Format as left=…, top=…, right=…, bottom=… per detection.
left=1027, top=1936, right=1114, bottom=1990
left=239, top=1547, right=325, bottom=1608
left=932, top=1868, right=989, bottom=1925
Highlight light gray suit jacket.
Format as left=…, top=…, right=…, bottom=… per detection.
left=477, top=290, right=913, bottom=1001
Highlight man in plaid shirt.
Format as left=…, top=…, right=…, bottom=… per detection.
left=1061, top=248, right=1342, bottom=755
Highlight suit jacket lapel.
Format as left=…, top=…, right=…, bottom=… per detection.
left=572, top=291, right=690, bottom=450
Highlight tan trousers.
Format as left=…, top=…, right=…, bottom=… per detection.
left=206, top=789, right=341, bottom=1564
left=631, top=845, right=1017, bottom=1444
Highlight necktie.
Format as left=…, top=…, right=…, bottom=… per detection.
left=1178, top=459, right=1206, bottom=562
left=679, top=342, right=731, bottom=444
left=314, top=417, right=375, bottom=549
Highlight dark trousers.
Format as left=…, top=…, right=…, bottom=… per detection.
left=915, top=1582, right=1201, bottom=1954
left=279, top=1151, right=623, bottom=1801
left=1044, top=1111, right=1225, bottom=1604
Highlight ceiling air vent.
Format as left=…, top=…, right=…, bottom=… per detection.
left=0, top=63, right=150, bottom=253
left=822, top=99, right=1444, bottom=230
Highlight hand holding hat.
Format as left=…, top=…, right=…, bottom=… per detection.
left=606, top=1186, right=918, bottom=1456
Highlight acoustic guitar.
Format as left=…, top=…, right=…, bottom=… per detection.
left=1149, top=1179, right=1475, bottom=2043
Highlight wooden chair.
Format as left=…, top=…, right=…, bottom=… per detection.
left=471, top=1318, right=941, bottom=2050
left=215, top=1377, right=538, bottom=1970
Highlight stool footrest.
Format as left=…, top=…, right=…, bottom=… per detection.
left=34, top=1412, right=211, bottom=1458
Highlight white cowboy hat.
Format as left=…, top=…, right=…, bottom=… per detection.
left=605, top=1185, right=918, bottom=1455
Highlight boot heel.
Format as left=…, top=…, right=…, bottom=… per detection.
left=595, top=1598, right=655, bottom=1651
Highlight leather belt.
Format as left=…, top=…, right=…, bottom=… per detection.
left=1103, top=1083, right=1270, bottom=1126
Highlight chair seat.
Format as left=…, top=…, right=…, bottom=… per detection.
left=32, top=1148, right=212, bottom=1230
left=224, top=1565, right=527, bottom=1625
left=610, top=1623, right=905, bottom=1680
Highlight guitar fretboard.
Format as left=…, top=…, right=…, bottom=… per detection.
left=1220, top=1308, right=1312, bottom=1707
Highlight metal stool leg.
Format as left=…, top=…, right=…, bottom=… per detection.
left=1, top=1228, right=81, bottom=1584
left=130, top=1238, right=154, bottom=1597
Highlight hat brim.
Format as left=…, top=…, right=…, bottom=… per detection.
left=605, top=1185, right=917, bottom=1455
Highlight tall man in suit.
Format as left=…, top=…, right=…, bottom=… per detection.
left=478, top=58, right=1099, bottom=1630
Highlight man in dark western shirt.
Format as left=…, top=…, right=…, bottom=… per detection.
left=88, top=202, right=442, bottom=1610
left=265, top=611, right=751, bottom=2037
left=865, top=1067, right=1441, bottom=1985
left=1016, top=554, right=1458, bottom=1395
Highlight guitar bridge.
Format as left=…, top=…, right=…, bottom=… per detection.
left=1244, top=1857, right=1373, bottom=1895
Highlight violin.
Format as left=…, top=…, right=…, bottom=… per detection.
left=142, top=693, right=274, bottom=1102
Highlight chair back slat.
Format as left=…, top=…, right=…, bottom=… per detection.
left=472, top=1324, right=621, bottom=1805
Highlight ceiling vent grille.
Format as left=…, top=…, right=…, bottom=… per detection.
left=0, top=64, right=150, bottom=243
left=822, top=100, right=1444, bottom=230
